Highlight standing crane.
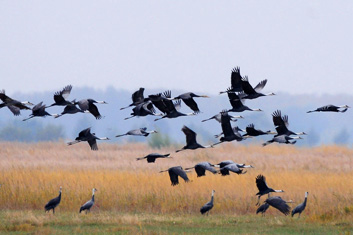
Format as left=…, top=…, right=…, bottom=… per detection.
left=159, top=166, right=190, bottom=186
left=255, top=174, right=284, bottom=205
left=48, top=85, right=73, bottom=107
left=256, top=202, right=270, bottom=216
left=44, top=186, right=62, bottom=214
left=291, top=192, right=309, bottom=218
left=0, top=90, right=33, bottom=116
left=176, top=126, right=212, bottom=152
left=67, top=127, right=110, bottom=150
left=79, top=188, right=97, bottom=214
left=136, top=153, right=171, bottom=163
left=200, top=190, right=215, bottom=215
left=307, top=105, right=350, bottom=113
left=185, top=162, right=218, bottom=177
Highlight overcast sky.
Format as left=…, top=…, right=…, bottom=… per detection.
left=1, top=1, right=352, bottom=96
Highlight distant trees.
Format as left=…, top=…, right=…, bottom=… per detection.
left=148, top=131, right=172, bottom=149
left=333, top=128, right=350, bottom=145
left=0, top=120, right=65, bottom=142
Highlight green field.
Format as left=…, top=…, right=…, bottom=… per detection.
left=0, top=210, right=352, bottom=234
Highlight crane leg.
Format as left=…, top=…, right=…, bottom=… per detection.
left=256, top=196, right=261, bottom=206
left=53, top=208, right=55, bottom=214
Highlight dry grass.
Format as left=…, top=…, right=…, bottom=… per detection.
left=0, top=142, right=353, bottom=222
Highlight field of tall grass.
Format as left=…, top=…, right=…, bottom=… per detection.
left=0, top=142, right=352, bottom=233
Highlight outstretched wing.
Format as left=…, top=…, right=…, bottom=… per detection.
left=254, top=79, right=267, bottom=92
left=7, top=105, right=21, bottom=116
left=0, top=90, right=13, bottom=103
left=266, top=197, right=291, bottom=215
left=132, top=88, right=145, bottom=104
left=54, top=85, right=72, bottom=103
left=88, top=102, right=102, bottom=119
left=182, top=98, right=200, bottom=113
left=220, top=111, right=234, bottom=137
left=227, top=91, right=244, bottom=109
left=182, top=125, right=197, bottom=146
left=78, top=127, right=92, bottom=138
left=256, top=174, right=269, bottom=191
left=88, top=139, right=98, bottom=150
left=241, top=76, right=257, bottom=95
left=272, top=110, right=289, bottom=127
left=230, top=67, right=243, bottom=92
left=32, top=102, right=44, bottom=111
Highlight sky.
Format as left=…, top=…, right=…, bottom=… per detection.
left=1, top=1, right=353, bottom=96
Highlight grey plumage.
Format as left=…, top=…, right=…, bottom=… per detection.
left=256, top=203, right=270, bottom=216
left=79, top=188, right=97, bottom=214
left=200, top=190, right=215, bottom=215
left=219, top=163, right=247, bottom=176
left=291, top=192, right=309, bottom=218
left=265, top=196, right=291, bottom=216
left=185, top=162, right=217, bottom=177
left=116, top=127, right=157, bottom=138
left=159, top=166, right=190, bottom=186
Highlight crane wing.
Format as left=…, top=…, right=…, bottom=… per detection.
left=182, top=98, right=200, bottom=113
left=131, top=88, right=145, bottom=103
left=241, top=76, right=257, bottom=94
left=7, top=105, right=20, bottom=116
left=256, top=174, right=269, bottom=191
left=182, top=125, right=197, bottom=146
left=266, top=197, right=291, bottom=215
left=0, top=90, right=13, bottom=103
left=253, top=79, right=268, bottom=92
left=88, top=102, right=102, bottom=119
left=230, top=67, right=243, bottom=92
left=88, top=139, right=98, bottom=150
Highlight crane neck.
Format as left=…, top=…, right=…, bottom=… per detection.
left=91, top=194, right=95, bottom=202
left=303, top=197, right=307, bottom=205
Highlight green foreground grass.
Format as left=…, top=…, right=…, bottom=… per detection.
left=0, top=210, right=352, bottom=234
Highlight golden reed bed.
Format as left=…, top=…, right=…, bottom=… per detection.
left=0, top=142, right=352, bottom=221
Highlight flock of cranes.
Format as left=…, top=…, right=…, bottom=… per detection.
left=1, top=66, right=350, bottom=217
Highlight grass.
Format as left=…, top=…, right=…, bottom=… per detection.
left=0, top=142, right=353, bottom=234
left=0, top=211, right=351, bottom=234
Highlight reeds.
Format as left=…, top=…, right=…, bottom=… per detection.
left=0, top=142, right=352, bottom=220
